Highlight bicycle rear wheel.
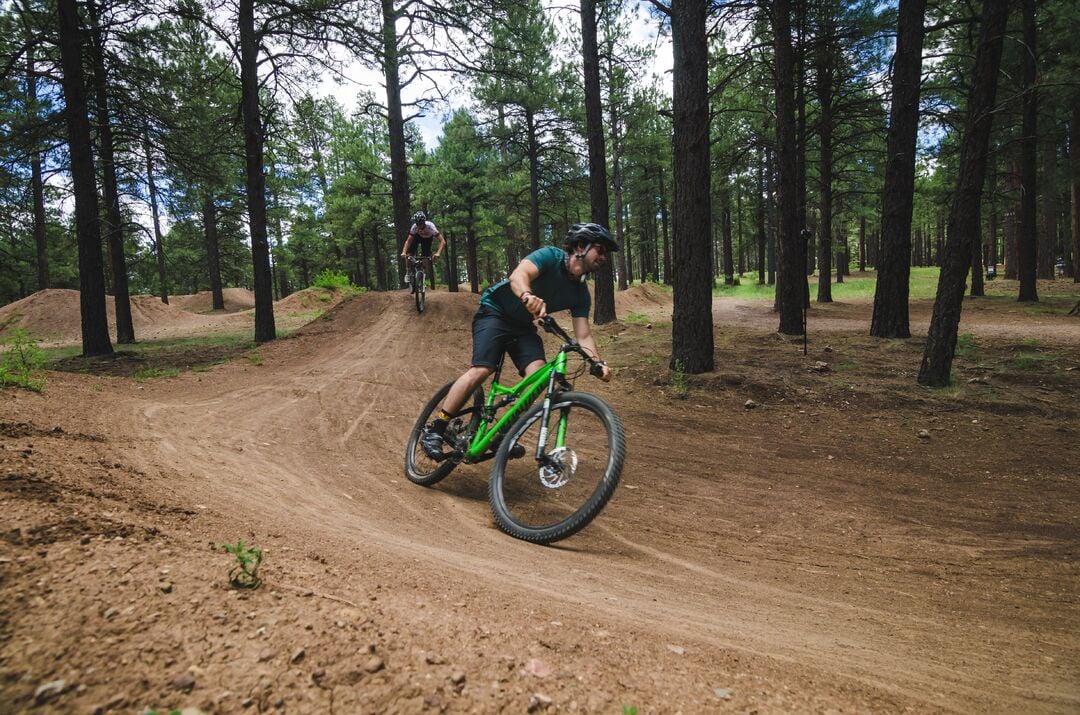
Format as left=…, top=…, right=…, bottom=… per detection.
left=405, top=380, right=483, bottom=486
left=415, top=269, right=425, bottom=313
left=488, top=391, right=625, bottom=544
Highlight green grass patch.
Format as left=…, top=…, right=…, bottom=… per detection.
left=46, top=333, right=257, bottom=378
left=955, top=333, right=977, bottom=359
left=624, top=312, right=650, bottom=324
left=1008, top=353, right=1051, bottom=371
left=0, top=329, right=48, bottom=391
left=707, top=267, right=950, bottom=301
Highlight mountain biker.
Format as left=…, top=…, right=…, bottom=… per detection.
left=421, top=222, right=617, bottom=460
left=401, top=211, right=446, bottom=290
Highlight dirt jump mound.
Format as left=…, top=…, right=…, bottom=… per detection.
left=169, top=287, right=255, bottom=313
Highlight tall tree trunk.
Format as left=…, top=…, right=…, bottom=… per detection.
left=1071, top=105, right=1080, bottom=281
left=239, top=0, right=276, bottom=341
left=89, top=0, right=133, bottom=343
left=721, top=188, right=734, bottom=285
left=57, top=0, right=112, bottom=357
left=660, top=167, right=672, bottom=284
left=611, top=109, right=629, bottom=290
left=28, top=50, right=49, bottom=291
left=870, top=0, right=926, bottom=337
left=1017, top=0, right=1038, bottom=301
left=382, top=0, right=411, bottom=284
left=918, top=0, right=1009, bottom=386
left=143, top=128, right=168, bottom=304
left=269, top=161, right=290, bottom=298
left=467, top=206, right=479, bottom=293
left=1040, top=137, right=1057, bottom=278
left=202, top=195, right=224, bottom=310
left=757, top=152, right=766, bottom=284
left=816, top=29, right=835, bottom=303
left=766, top=141, right=776, bottom=285
left=1005, top=156, right=1019, bottom=278
left=771, top=0, right=803, bottom=334
left=669, top=0, right=713, bottom=373
left=859, top=215, right=867, bottom=272
left=581, top=0, right=614, bottom=322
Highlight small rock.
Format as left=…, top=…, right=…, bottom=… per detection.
left=159, top=582, right=173, bottom=594
left=525, top=658, right=551, bottom=678
left=665, top=644, right=685, bottom=656
left=917, top=429, right=931, bottom=439
left=645, top=323, right=653, bottom=330
left=823, top=346, right=833, bottom=353
left=171, top=672, right=195, bottom=691
left=967, top=377, right=989, bottom=385
left=527, top=692, right=553, bottom=712
left=364, top=656, right=385, bottom=673
left=744, top=399, right=759, bottom=410
left=258, top=648, right=274, bottom=662
left=714, top=687, right=733, bottom=700
left=450, top=671, right=467, bottom=685
left=425, top=652, right=445, bottom=665
left=809, top=361, right=831, bottom=373
left=290, top=648, right=305, bottom=664
left=34, top=679, right=66, bottom=704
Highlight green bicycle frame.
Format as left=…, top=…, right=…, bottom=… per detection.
left=464, top=350, right=569, bottom=460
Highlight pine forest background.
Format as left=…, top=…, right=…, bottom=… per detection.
left=1, top=0, right=1077, bottom=386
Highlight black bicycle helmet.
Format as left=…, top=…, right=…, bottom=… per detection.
left=412, top=210, right=427, bottom=224
left=563, top=222, right=618, bottom=253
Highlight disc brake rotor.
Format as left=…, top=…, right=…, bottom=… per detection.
left=539, top=447, right=577, bottom=489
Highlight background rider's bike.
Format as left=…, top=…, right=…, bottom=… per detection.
left=407, top=255, right=426, bottom=313
left=405, top=317, right=626, bottom=544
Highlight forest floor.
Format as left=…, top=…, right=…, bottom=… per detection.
left=1, top=278, right=1078, bottom=714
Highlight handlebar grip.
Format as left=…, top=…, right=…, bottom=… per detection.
left=589, top=362, right=605, bottom=378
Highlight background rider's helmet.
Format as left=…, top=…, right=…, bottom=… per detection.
left=563, top=222, right=618, bottom=255
left=412, top=210, right=427, bottom=225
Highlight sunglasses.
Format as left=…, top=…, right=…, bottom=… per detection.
left=590, top=243, right=607, bottom=256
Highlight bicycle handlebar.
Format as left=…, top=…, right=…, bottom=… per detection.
left=539, top=316, right=606, bottom=379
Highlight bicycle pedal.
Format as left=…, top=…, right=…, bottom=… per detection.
left=509, top=444, right=526, bottom=460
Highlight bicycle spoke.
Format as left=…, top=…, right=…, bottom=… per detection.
left=496, top=399, right=612, bottom=533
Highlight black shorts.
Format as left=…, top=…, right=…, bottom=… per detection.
left=470, top=306, right=545, bottom=376
left=405, top=236, right=434, bottom=257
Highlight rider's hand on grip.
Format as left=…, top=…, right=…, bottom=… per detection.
left=590, top=362, right=612, bottom=382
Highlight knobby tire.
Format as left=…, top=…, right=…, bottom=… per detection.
left=405, top=380, right=483, bottom=486
left=487, top=391, right=625, bottom=544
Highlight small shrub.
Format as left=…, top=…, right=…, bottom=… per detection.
left=625, top=312, right=649, bottom=324
left=247, top=351, right=263, bottom=366
left=0, top=329, right=47, bottom=391
left=955, top=333, right=976, bottom=359
left=671, top=359, right=689, bottom=399
left=311, top=269, right=355, bottom=291
left=217, top=540, right=263, bottom=589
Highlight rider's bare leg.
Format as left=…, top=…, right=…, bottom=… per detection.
left=423, top=256, right=433, bottom=288
left=439, top=359, right=545, bottom=417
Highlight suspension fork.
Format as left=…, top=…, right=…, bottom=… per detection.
left=534, top=350, right=569, bottom=462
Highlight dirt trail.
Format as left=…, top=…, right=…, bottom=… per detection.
left=2, top=288, right=1077, bottom=713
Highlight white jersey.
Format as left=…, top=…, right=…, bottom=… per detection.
left=410, top=220, right=439, bottom=239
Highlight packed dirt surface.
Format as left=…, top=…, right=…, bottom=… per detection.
left=2, top=281, right=1078, bottom=714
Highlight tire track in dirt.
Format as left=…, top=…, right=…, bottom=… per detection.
left=122, top=290, right=1077, bottom=714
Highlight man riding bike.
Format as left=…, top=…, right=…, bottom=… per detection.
left=421, top=222, right=617, bottom=460
left=401, top=211, right=446, bottom=290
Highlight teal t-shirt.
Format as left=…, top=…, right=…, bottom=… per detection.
left=480, top=246, right=591, bottom=325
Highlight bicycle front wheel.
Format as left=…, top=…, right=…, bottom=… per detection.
left=488, top=391, right=625, bottom=544
left=405, top=380, right=483, bottom=486
left=415, top=270, right=425, bottom=313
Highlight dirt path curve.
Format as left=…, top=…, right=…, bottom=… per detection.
left=100, top=289, right=1078, bottom=714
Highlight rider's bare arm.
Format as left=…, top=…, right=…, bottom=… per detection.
left=572, top=316, right=612, bottom=382
left=434, top=232, right=446, bottom=258
left=510, top=259, right=546, bottom=318
left=401, top=233, right=415, bottom=257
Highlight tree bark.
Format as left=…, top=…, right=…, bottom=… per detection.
left=1040, top=137, right=1057, bottom=278
left=57, top=0, right=112, bottom=357
left=770, top=0, right=803, bottom=334
left=870, top=0, right=926, bottom=338
left=1017, top=0, right=1038, bottom=301
left=918, top=0, right=1009, bottom=386
left=660, top=167, right=671, bottom=284
left=27, top=50, right=49, bottom=291
left=815, top=26, right=835, bottom=303
left=1071, top=105, right=1080, bottom=282
left=669, top=0, right=713, bottom=373
left=239, top=0, right=275, bottom=340
left=382, top=0, right=411, bottom=285
left=202, top=195, right=224, bottom=310
left=89, top=0, right=133, bottom=343
left=581, top=0, right=614, bottom=322
left=143, top=129, right=168, bottom=304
